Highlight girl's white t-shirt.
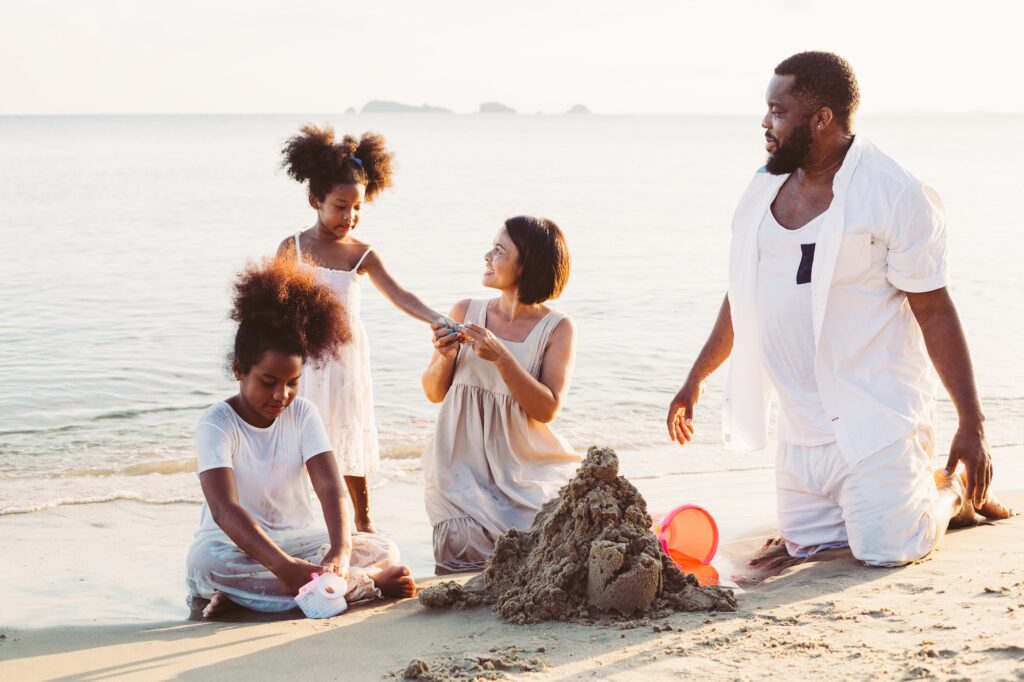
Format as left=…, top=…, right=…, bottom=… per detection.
left=194, top=397, right=333, bottom=537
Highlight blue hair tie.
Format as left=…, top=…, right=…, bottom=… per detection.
left=351, top=156, right=364, bottom=169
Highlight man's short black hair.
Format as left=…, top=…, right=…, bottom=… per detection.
left=775, top=51, right=860, bottom=132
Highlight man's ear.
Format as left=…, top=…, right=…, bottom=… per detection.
left=814, top=107, right=835, bottom=131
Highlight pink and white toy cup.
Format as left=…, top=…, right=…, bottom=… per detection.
left=294, top=572, right=348, bottom=619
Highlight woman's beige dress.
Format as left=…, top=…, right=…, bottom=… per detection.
left=423, top=299, right=581, bottom=572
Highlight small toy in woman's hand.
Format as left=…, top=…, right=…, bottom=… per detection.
left=443, top=319, right=468, bottom=342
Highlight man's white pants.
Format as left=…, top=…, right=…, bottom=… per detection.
left=775, top=428, right=945, bottom=567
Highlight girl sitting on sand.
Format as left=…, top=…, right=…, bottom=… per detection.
left=421, top=216, right=582, bottom=572
left=186, top=256, right=415, bottom=617
left=276, top=125, right=447, bottom=534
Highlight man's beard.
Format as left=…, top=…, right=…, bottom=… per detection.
left=765, top=119, right=813, bottom=175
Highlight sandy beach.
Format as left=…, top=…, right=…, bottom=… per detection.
left=2, top=480, right=1021, bottom=681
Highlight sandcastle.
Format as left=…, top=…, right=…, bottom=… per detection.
left=419, top=446, right=737, bottom=623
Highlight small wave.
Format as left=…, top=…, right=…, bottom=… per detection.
left=0, top=457, right=198, bottom=480
left=93, top=404, right=208, bottom=421
left=0, top=424, right=79, bottom=437
left=0, top=492, right=202, bottom=516
left=0, top=404, right=206, bottom=437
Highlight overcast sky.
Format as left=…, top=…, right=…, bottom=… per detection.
left=1, top=0, right=1020, bottom=115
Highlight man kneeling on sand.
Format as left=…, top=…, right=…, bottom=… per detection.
left=666, top=51, right=1013, bottom=568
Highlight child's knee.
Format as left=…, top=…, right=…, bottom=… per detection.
left=378, top=537, right=400, bottom=567
left=354, top=533, right=400, bottom=568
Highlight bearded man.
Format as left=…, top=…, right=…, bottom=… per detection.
left=667, top=51, right=1012, bottom=567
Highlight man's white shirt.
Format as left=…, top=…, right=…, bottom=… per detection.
left=724, top=136, right=949, bottom=466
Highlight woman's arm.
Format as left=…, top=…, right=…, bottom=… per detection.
left=199, top=468, right=321, bottom=594
left=362, top=250, right=444, bottom=324
left=305, top=450, right=351, bottom=579
left=461, top=316, right=576, bottom=423
left=422, top=299, right=471, bottom=403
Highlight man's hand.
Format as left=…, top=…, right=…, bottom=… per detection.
left=667, top=377, right=705, bottom=445
left=906, top=288, right=992, bottom=509
left=944, top=423, right=991, bottom=508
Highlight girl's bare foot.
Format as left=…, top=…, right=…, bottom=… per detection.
left=375, top=565, right=417, bottom=598
left=201, top=591, right=236, bottom=619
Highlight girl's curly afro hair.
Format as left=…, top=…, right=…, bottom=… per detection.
left=229, top=255, right=351, bottom=374
left=281, top=124, right=395, bottom=202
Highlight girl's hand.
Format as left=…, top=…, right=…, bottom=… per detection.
left=460, top=323, right=509, bottom=364
left=431, top=317, right=463, bottom=360
left=321, top=546, right=351, bottom=582
left=277, top=557, right=324, bottom=595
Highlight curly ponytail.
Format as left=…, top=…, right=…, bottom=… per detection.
left=281, top=125, right=394, bottom=201
left=229, top=256, right=351, bottom=374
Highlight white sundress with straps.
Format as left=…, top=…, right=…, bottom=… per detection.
left=423, top=298, right=581, bottom=572
left=293, top=232, right=380, bottom=477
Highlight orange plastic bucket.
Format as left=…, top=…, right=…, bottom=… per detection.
left=655, top=505, right=720, bottom=586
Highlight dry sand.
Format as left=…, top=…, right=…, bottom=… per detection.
left=3, top=491, right=1021, bottom=681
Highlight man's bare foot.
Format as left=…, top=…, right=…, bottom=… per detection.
left=748, top=536, right=796, bottom=570
left=375, top=565, right=417, bottom=598
left=935, top=469, right=1015, bottom=528
left=201, top=591, right=236, bottom=619
left=976, top=494, right=1014, bottom=520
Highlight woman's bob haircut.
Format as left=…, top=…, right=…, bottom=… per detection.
left=503, top=216, right=570, bottom=305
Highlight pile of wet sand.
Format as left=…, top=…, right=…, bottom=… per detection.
left=419, top=446, right=737, bottom=624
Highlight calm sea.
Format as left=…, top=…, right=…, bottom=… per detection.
left=1, top=113, right=1022, bottom=514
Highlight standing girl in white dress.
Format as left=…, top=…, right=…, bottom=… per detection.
left=277, top=125, right=447, bottom=533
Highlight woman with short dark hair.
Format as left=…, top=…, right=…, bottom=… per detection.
left=420, top=216, right=580, bottom=572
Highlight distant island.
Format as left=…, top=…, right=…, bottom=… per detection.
left=479, top=102, right=516, bottom=114
left=566, top=104, right=591, bottom=114
left=361, top=100, right=452, bottom=114
left=344, top=107, right=357, bottom=114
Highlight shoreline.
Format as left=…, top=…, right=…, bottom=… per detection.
left=3, top=490, right=1021, bottom=681
left=1, top=444, right=1021, bottom=630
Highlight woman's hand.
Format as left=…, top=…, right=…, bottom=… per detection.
left=460, top=323, right=509, bottom=364
left=276, top=557, right=325, bottom=595
left=320, top=546, right=351, bottom=582
left=430, top=317, right=463, bottom=361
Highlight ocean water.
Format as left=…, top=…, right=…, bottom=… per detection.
left=1, top=113, right=1022, bottom=515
